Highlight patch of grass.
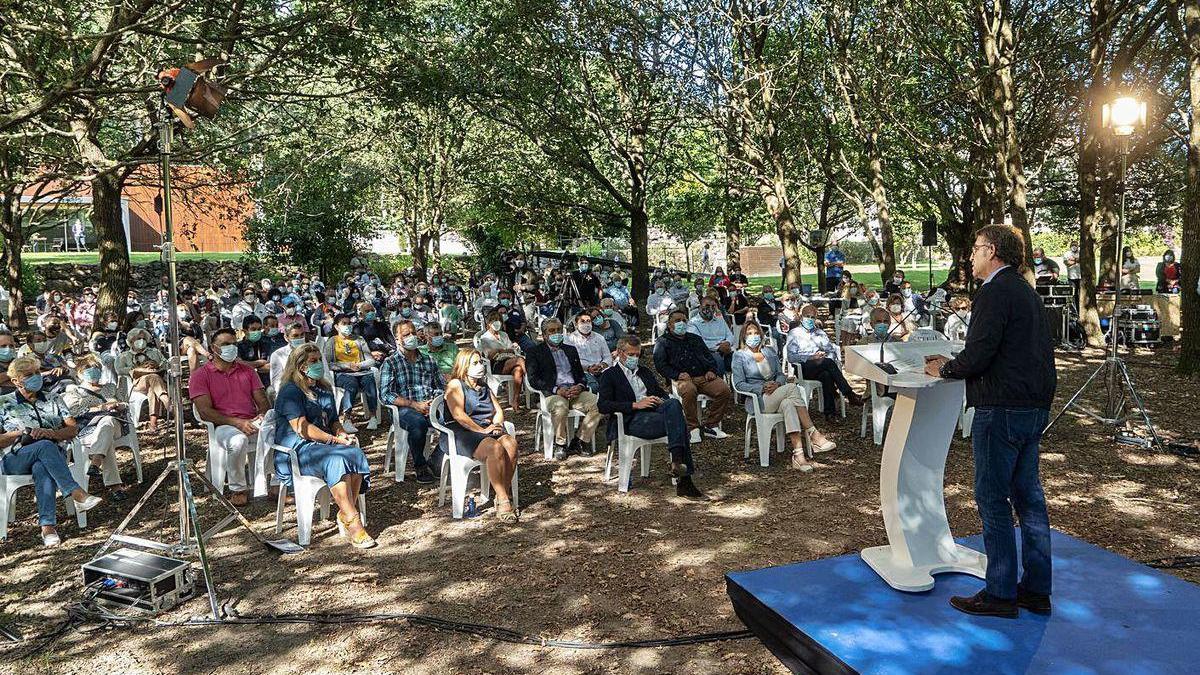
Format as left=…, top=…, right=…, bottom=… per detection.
left=22, top=251, right=244, bottom=265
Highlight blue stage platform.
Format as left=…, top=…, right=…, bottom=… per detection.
left=726, top=530, right=1199, bottom=674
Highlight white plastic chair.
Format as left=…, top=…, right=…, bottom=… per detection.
left=605, top=412, right=669, bottom=492
left=192, top=403, right=255, bottom=496
left=263, top=413, right=367, bottom=546
left=428, top=394, right=519, bottom=519
left=0, top=439, right=89, bottom=541
left=382, top=404, right=435, bottom=481
left=860, top=382, right=895, bottom=446
left=733, top=385, right=791, bottom=467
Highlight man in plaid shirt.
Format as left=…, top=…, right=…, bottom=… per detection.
left=380, top=321, right=446, bottom=484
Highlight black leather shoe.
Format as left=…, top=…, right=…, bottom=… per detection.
left=949, top=590, right=1018, bottom=618
left=1017, top=587, right=1052, bottom=615
left=553, top=444, right=568, bottom=461
left=675, top=475, right=706, bottom=500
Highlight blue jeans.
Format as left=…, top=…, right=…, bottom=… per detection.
left=335, top=373, right=378, bottom=415
left=393, top=406, right=438, bottom=469
left=971, top=406, right=1053, bottom=600
left=2, top=440, right=82, bottom=526
left=625, top=398, right=694, bottom=475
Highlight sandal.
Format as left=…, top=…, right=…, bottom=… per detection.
left=337, top=511, right=377, bottom=549
left=495, top=499, right=519, bottom=523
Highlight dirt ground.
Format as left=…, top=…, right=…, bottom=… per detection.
left=1, top=344, right=1197, bottom=674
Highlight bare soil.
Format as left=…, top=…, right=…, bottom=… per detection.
left=1, top=345, right=1197, bottom=674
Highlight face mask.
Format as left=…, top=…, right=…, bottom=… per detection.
left=0, top=347, right=12, bottom=361
left=133, top=339, right=147, bottom=350
left=402, top=335, right=420, bottom=351
left=267, top=327, right=280, bottom=337
left=430, top=336, right=445, bottom=348
left=285, top=307, right=297, bottom=316
left=801, top=317, right=816, bottom=330
left=700, top=308, right=715, bottom=320
left=874, top=323, right=890, bottom=338
left=746, top=334, right=762, bottom=348
left=490, top=321, right=502, bottom=331
left=365, top=311, right=376, bottom=321
left=672, top=321, right=688, bottom=336
left=337, top=324, right=353, bottom=337
left=890, top=304, right=903, bottom=313
left=289, top=338, right=306, bottom=348
left=22, top=373, right=43, bottom=393
left=83, top=367, right=103, bottom=383
left=468, top=362, right=487, bottom=380
left=304, top=362, right=325, bottom=380
left=247, top=330, right=262, bottom=342
left=548, top=333, right=564, bottom=346
left=218, top=345, right=238, bottom=362
left=33, top=341, right=49, bottom=354
left=623, top=355, right=640, bottom=371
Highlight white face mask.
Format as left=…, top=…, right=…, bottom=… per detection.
left=467, top=362, right=487, bottom=381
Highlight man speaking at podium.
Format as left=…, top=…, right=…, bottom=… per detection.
left=923, top=224, right=1057, bottom=618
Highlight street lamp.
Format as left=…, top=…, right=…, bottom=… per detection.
left=1047, top=93, right=1163, bottom=451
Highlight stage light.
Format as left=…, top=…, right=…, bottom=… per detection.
left=1101, top=96, right=1146, bottom=137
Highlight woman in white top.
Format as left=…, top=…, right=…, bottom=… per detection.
left=732, top=322, right=835, bottom=472
left=477, top=310, right=526, bottom=412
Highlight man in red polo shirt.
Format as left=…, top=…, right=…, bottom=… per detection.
left=190, top=327, right=270, bottom=506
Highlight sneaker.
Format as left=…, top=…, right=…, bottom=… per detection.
left=949, top=590, right=1018, bottom=618
left=73, top=494, right=103, bottom=513
left=414, top=465, right=435, bottom=484
left=1016, top=587, right=1052, bottom=615
left=675, top=475, right=706, bottom=500
left=366, top=417, right=379, bottom=431
left=553, top=444, right=568, bottom=461
left=342, top=418, right=358, bottom=433
left=41, top=531, right=62, bottom=547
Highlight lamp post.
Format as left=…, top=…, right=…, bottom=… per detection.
left=1046, top=94, right=1163, bottom=450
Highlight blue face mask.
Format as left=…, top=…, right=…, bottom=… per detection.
left=548, top=333, right=564, bottom=346
left=672, top=321, right=688, bottom=336
left=746, top=334, right=762, bottom=348
left=623, top=355, right=640, bottom=371
left=873, top=323, right=890, bottom=338
left=802, top=317, right=816, bottom=330
left=22, top=373, right=43, bottom=393
left=304, top=362, right=325, bottom=380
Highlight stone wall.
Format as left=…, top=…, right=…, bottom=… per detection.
left=35, top=259, right=287, bottom=297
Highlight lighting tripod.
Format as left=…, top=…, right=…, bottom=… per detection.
left=1044, top=136, right=1164, bottom=451
left=90, top=99, right=299, bottom=621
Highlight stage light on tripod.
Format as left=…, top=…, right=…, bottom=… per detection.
left=1102, top=96, right=1146, bottom=137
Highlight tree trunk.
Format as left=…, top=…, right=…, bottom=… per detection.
left=1181, top=0, right=1200, bottom=375
left=866, top=130, right=896, bottom=279
left=0, top=193, right=26, bottom=329
left=93, top=172, right=130, bottom=322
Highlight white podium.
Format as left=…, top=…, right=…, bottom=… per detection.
left=844, top=340, right=987, bottom=592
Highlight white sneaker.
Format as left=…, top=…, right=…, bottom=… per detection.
left=342, top=418, right=358, bottom=433
left=42, top=531, right=62, bottom=547
left=74, top=494, right=103, bottom=513
left=366, top=417, right=379, bottom=431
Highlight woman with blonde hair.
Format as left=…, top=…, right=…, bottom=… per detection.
left=114, top=327, right=169, bottom=427
left=0, top=356, right=102, bottom=546
left=273, top=344, right=375, bottom=548
left=732, top=322, right=835, bottom=472
left=62, top=353, right=130, bottom=500
left=440, top=347, right=519, bottom=522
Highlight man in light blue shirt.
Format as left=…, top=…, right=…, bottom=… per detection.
left=688, top=296, right=735, bottom=374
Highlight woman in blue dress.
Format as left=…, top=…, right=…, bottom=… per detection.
left=273, top=344, right=375, bottom=548
left=440, top=348, right=519, bottom=522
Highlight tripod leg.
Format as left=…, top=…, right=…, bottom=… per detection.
left=1045, top=358, right=1107, bottom=434
left=92, top=465, right=175, bottom=560
left=180, top=465, right=222, bottom=620
left=1117, top=360, right=1166, bottom=449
